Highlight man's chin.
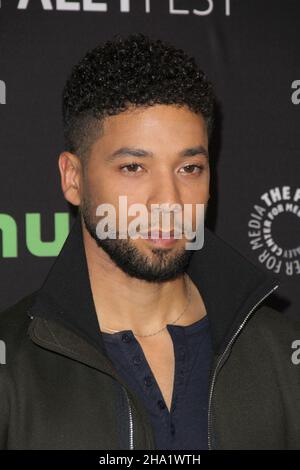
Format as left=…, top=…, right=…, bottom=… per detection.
left=97, top=238, right=191, bottom=282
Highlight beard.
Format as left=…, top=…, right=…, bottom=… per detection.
left=80, top=195, right=195, bottom=283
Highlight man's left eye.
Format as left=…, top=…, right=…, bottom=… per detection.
left=180, top=165, right=204, bottom=174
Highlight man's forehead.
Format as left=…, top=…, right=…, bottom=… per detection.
left=94, top=108, right=207, bottom=152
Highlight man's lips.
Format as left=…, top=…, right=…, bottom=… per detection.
left=137, top=230, right=181, bottom=248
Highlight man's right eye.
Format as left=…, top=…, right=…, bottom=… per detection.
left=120, top=163, right=143, bottom=173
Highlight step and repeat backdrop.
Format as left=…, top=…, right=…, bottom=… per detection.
left=0, top=0, right=299, bottom=319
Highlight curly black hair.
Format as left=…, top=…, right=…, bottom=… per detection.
left=62, top=32, right=215, bottom=164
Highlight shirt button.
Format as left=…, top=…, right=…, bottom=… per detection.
left=144, top=375, right=153, bottom=386
left=133, top=355, right=142, bottom=365
left=157, top=399, right=166, bottom=410
left=121, top=333, right=131, bottom=343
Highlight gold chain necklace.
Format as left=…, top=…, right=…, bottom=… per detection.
left=100, top=273, right=192, bottom=337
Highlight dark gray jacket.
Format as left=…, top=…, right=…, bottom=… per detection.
left=1, top=214, right=300, bottom=450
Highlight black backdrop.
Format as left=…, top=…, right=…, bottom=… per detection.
left=0, top=0, right=299, bottom=320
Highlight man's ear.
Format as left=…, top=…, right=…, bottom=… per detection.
left=58, top=151, right=83, bottom=206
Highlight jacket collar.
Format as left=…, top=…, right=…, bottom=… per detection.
left=27, top=212, right=279, bottom=358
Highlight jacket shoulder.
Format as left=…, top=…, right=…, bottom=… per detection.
left=0, top=292, right=38, bottom=448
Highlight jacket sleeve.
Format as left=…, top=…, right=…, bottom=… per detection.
left=0, top=367, right=9, bottom=449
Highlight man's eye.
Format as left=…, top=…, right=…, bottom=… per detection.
left=180, top=164, right=204, bottom=174
left=120, top=163, right=143, bottom=173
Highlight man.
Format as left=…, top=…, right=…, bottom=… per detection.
left=1, top=33, right=300, bottom=450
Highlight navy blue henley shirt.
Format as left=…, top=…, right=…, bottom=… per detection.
left=101, top=314, right=212, bottom=450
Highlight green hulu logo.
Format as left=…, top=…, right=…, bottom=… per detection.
left=0, top=213, right=70, bottom=257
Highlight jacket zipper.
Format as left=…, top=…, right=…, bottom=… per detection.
left=124, top=388, right=134, bottom=450
left=207, top=283, right=279, bottom=450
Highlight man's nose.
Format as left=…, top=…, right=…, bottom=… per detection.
left=147, top=171, right=182, bottom=211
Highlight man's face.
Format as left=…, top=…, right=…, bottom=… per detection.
left=79, top=104, right=210, bottom=282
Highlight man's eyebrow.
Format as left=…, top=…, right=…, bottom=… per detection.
left=104, top=145, right=209, bottom=161
left=181, top=145, right=209, bottom=159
